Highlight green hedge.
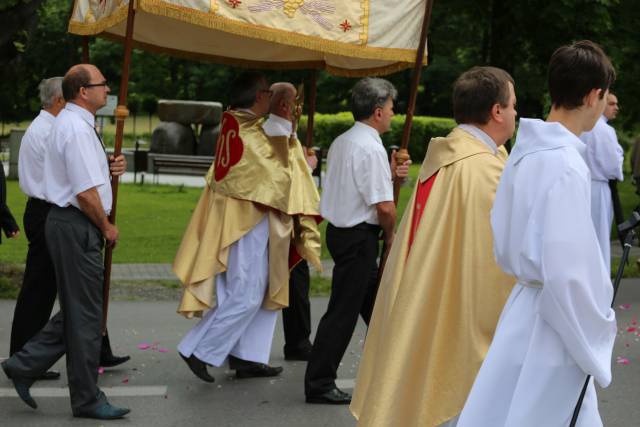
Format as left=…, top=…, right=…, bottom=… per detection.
left=297, top=113, right=456, bottom=162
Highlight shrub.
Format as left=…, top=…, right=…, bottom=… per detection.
left=297, top=113, right=456, bottom=162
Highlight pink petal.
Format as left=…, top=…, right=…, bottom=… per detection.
left=619, top=304, right=632, bottom=311
left=157, top=347, right=169, bottom=353
left=137, top=343, right=151, bottom=350
left=98, top=367, right=105, bottom=375
left=122, top=377, right=129, bottom=383
left=616, top=357, right=630, bottom=365
left=627, top=327, right=637, bottom=333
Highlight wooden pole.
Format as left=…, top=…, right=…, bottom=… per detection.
left=82, top=36, right=90, bottom=63
left=305, top=70, right=318, bottom=151
left=393, top=0, right=435, bottom=203
left=102, top=0, right=136, bottom=333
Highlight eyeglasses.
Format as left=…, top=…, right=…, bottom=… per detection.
left=83, top=81, right=108, bottom=88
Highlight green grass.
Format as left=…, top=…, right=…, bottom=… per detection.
left=2, top=181, right=201, bottom=264
left=310, top=275, right=332, bottom=296
left=4, top=160, right=640, bottom=279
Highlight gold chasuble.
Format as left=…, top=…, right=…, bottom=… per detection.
left=350, top=128, right=515, bottom=427
left=174, top=110, right=321, bottom=318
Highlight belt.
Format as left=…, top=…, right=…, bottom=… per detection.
left=28, top=197, right=53, bottom=207
left=329, top=222, right=381, bottom=232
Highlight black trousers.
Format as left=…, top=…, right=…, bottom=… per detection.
left=4, top=206, right=108, bottom=413
left=304, top=223, right=380, bottom=396
left=10, top=198, right=56, bottom=355
left=282, top=260, right=312, bottom=353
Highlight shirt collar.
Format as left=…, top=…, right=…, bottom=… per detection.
left=265, top=113, right=293, bottom=134
left=457, top=124, right=498, bottom=153
left=65, top=102, right=95, bottom=127
left=601, top=114, right=609, bottom=124
left=354, top=121, right=382, bottom=144
left=39, top=109, right=56, bottom=124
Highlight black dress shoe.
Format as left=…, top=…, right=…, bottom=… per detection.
left=4, top=369, right=60, bottom=381
left=180, top=353, right=215, bottom=383
left=38, top=370, right=61, bottom=380
left=100, top=354, right=131, bottom=368
left=1, top=362, right=37, bottom=409
left=100, top=332, right=130, bottom=368
left=306, top=388, right=352, bottom=405
left=235, top=363, right=283, bottom=379
left=284, top=346, right=312, bottom=361
left=75, top=403, right=130, bottom=420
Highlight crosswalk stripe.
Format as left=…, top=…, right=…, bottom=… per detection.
left=0, top=386, right=168, bottom=398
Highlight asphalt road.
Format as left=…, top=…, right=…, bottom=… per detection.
left=1, top=281, right=639, bottom=427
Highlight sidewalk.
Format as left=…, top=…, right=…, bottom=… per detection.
left=112, top=260, right=334, bottom=281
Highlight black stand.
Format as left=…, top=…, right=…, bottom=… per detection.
left=569, top=211, right=640, bottom=426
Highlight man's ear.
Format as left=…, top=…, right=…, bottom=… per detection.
left=585, top=88, right=603, bottom=107
left=491, top=103, right=502, bottom=124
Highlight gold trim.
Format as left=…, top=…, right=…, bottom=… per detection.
left=359, top=0, right=369, bottom=45
left=68, top=1, right=131, bottom=34
left=96, top=32, right=420, bottom=77
left=68, top=0, right=428, bottom=64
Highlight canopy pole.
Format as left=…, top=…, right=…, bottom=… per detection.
left=82, top=36, right=90, bottom=63
left=393, top=0, right=435, bottom=203
left=102, top=0, right=136, bottom=333
left=305, top=70, right=318, bottom=151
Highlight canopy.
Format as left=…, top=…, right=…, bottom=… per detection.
left=68, top=0, right=429, bottom=76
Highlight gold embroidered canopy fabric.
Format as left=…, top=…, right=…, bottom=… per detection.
left=68, top=0, right=428, bottom=76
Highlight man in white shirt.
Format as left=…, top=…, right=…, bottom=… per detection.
left=10, top=77, right=129, bottom=380
left=2, top=64, right=130, bottom=420
left=580, top=92, right=624, bottom=272
left=263, top=82, right=319, bottom=361
left=458, top=40, right=617, bottom=427
left=305, top=77, right=409, bottom=404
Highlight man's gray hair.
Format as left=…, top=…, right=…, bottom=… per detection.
left=350, top=77, right=398, bottom=121
left=39, top=77, right=63, bottom=109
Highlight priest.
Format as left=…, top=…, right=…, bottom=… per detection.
left=458, top=40, right=617, bottom=427
left=174, top=71, right=321, bottom=382
left=350, top=66, right=517, bottom=427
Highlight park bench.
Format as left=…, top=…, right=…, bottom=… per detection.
left=148, top=153, right=214, bottom=183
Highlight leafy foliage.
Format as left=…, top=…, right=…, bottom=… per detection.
left=297, top=113, right=456, bottom=161
left=0, top=0, right=638, bottom=135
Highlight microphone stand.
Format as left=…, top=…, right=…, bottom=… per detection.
left=569, top=211, right=640, bottom=426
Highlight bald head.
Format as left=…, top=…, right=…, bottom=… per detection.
left=269, top=82, right=296, bottom=120
left=62, top=64, right=94, bottom=101
left=61, top=64, right=110, bottom=114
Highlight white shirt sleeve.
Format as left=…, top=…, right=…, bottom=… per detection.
left=353, top=147, right=394, bottom=206
left=588, top=125, right=624, bottom=181
left=538, top=167, right=617, bottom=387
left=64, top=128, right=107, bottom=196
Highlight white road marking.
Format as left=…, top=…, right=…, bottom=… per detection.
left=0, top=386, right=167, bottom=398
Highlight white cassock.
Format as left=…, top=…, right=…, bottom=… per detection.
left=458, top=119, right=617, bottom=427
left=580, top=115, right=624, bottom=272
left=177, top=113, right=297, bottom=366
left=177, top=216, right=278, bottom=366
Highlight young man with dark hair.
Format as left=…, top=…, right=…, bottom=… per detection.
left=458, top=40, right=617, bottom=427
left=350, top=66, right=516, bottom=427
